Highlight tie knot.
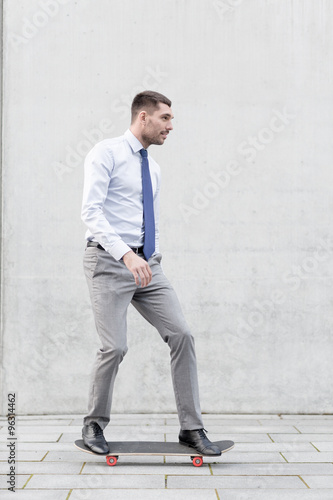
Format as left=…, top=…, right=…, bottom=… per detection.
left=140, top=148, right=148, bottom=158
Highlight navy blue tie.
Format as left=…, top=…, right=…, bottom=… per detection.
left=140, top=149, right=155, bottom=260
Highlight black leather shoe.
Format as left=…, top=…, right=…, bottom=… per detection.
left=179, top=428, right=221, bottom=456
left=82, top=422, right=109, bottom=454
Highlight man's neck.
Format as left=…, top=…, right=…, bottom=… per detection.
left=129, top=126, right=149, bottom=149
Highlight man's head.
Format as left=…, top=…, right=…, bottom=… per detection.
left=130, top=90, right=174, bottom=148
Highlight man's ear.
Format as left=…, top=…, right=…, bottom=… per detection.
left=138, top=110, right=147, bottom=125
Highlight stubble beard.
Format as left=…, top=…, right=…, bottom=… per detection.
left=142, top=130, right=165, bottom=148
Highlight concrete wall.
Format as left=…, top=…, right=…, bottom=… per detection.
left=1, top=0, right=333, bottom=416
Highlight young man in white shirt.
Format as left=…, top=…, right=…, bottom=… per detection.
left=81, top=90, right=220, bottom=456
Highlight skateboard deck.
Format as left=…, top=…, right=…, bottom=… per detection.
left=74, top=439, right=234, bottom=467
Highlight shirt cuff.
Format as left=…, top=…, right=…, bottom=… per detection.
left=107, top=240, right=132, bottom=261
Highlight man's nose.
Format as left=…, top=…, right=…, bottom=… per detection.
left=166, top=121, right=173, bottom=130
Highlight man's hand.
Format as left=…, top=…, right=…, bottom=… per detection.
left=122, top=251, right=152, bottom=287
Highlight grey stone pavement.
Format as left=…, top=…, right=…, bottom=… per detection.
left=1, top=413, right=333, bottom=499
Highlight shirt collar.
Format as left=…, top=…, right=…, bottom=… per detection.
left=125, top=129, right=144, bottom=154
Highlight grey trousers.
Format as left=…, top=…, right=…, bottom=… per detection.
left=83, top=247, right=204, bottom=431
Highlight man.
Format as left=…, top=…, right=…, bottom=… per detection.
left=81, top=90, right=220, bottom=456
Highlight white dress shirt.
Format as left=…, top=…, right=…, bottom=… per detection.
left=81, top=129, right=160, bottom=260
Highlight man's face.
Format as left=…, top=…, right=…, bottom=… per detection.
left=142, top=103, right=174, bottom=147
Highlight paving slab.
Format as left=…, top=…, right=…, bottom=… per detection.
left=294, top=426, right=333, bottom=433
left=167, top=417, right=263, bottom=426
left=70, top=489, right=218, bottom=500
left=0, top=461, right=82, bottom=474
left=283, top=452, right=333, bottom=463
left=302, top=476, right=333, bottom=488
left=13, top=442, right=78, bottom=451
left=167, top=475, right=306, bottom=489
left=15, top=419, right=73, bottom=426
left=0, top=451, right=46, bottom=461
left=203, top=414, right=282, bottom=419
left=234, top=442, right=315, bottom=452
left=215, top=490, right=333, bottom=499
left=312, top=442, right=333, bottom=451
left=206, top=452, right=286, bottom=463
left=0, top=474, right=31, bottom=489
left=109, top=413, right=177, bottom=418
left=26, top=473, right=165, bottom=489
left=0, top=490, right=70, bottom=500
left=270, top=433, right=333, bottom=442
left=72, top=417, right=167, bottom=426
left=0, top=433, right=62, bottom=442
left=44, top=450, right=103, bottom=462
left=211, top=463, right=333, bottom=475
left=58, top=433, right=86, bottom=443
left=281, top=415, right=333, bottom=420
left=0, top=426, right=82, bottom=435
left=260, top=419, right=333, bottom=427
left=14, top=414, right=84, bottom=420
left=0, top=415, right=73, bottom=421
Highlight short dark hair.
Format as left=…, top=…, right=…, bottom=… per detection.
left=131, top=90, right=172, bottom=123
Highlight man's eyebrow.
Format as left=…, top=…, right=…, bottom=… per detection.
left=161, top=113, right=174, bottom=119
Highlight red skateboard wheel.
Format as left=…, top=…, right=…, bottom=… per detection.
left=192, top=456, right=203, bottom=467
left=106, top=455, right=118, bottom=466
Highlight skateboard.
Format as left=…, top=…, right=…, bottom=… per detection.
left=74, top=439, right=234, bottom=467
